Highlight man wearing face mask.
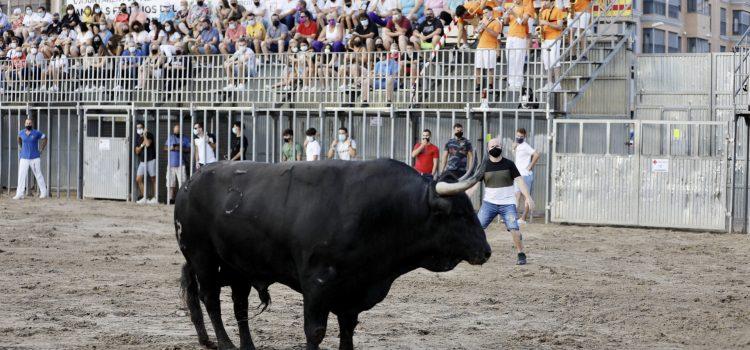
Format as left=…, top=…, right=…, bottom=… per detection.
left=262, top=14, right=289, bottom=55
left=281, top=128, right=303, bottom=162
left=352, top=12, right=377, bottom=51
left=164, top=123, right=191, bottom=204
left=44, top=12, right=62, bottom=35
left=219, top=19, right=244, bottom=54
left=382, top=8, right=412, bottom=51
left=247, top=0, right=268, bottom=26
left=327, top=127, right=357, bottom=160
left=186, top=0, right=211, bottom=32
left=223, top=38, right=255, bottom=90
left=229, top=121, right=249, bottom=161
left=304, top=127, right=321, bottom=161
left=134, top=121, right=157, bottom=204
left=512, top=128, right=539, bottom=224
left=244, top=13, right=266, bottom=52
left=410, top=8, right=443, bottom=50
left=191, top=18, right=219, bottom=54
left=441, top=123, right=473, bottom=179
left=293, top=11, right=318, bottom=46
left=476, top=138, right=533, bottom=265
left=193, top=122, right=216, bottom=169
left=13, top=118, right=48, bottom=200
left=412, top=129, right=439, bottom=180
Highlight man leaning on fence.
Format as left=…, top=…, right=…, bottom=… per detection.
left=14, top=118, right=48, bottom=200
left=441, top=123, right=473, bottom=179
left=282, top=128, right=303, bottom=162
left=134, top=121, right=157, bottom=204
left=165, top=124, right=191, bottom=204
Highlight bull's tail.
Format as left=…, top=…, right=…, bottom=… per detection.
left=180, top=262, right=214, bottom=347
left=253, top=282, right=271, bottom=316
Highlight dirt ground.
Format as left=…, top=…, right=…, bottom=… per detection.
left=0, top=198, right=749, bottom=350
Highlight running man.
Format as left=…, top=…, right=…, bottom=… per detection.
left=477, top=138, right=533, bottom=265
left=14, top=118, right=48, bottom=199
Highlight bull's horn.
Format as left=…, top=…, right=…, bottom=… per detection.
left=435, top=155, right=486, bottom=196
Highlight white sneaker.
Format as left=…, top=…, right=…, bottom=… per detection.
left=223, top=84, right=235, bottom=91
left=114, top=85, right=122, bottom=91
left=147, top=197, right=158, bottom=204
left=39, top=86, right=47, bottom=92
left=339, top=84, right=348, bottom=91
left=39, top=193, right=48, bottom=199
left=12, top=194, right=24, bottom=200
left=552, top=83, right=563, bottom=92
left=136, top=197, right=148, bottom=204
left=301, top=86, right=310, bottom=92
left=236, top=83, right=245, bottom=90
left=517, top=219, right=527, bottom=225
left=459, top=44, right=470, bottom=50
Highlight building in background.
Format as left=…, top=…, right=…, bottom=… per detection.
left=640, top=0, right=750, bottom=53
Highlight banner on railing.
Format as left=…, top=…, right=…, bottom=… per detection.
left=66, top=0, right=181, bottom=19
left=593, top=0, right=632, bottom=17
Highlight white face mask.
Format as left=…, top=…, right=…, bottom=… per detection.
left=67, top=10, right=74, bottom=15
left=95, top=8, right=101, bottom=13
left=31, top=48, right=37, bottom=54
left=100, top=24, right=107, bottom=31
left=361, top=19, right=368, bottom=26
left=300, top=45, right=308, bottom=51
left=165, top=25, right=172, bottom=31
left=291, top=47, right=298, bottom=53
left=237, top=45, right=246, bottom=52
left=232, top=127, right=239, bottom=134
left=229, top=23, right=236, bottom=29
left=128, top=47, right=136, bottom=53
left=26, top=9, right=32, bottom=15
left=136, top=128, right=144, bottom=135
left=9, top=43, right=16, bottom=49
left=193, top=129, right=199, bottom=135
left=324, top=48, right=331, bottom=53
left=248, top=19, right=255, bottom=25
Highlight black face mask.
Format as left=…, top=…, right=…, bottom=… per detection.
left=197, top=1, right=204, bottom=5
left=455, top=131, right=463, bottom=138
left=25, top=125, right=32, bottom=130
left=173, top=131, right=179, bottom=136
left=284, top=137, right=291, bottom=142
left=272, top=19, right=280, bottom=26
left=488, top=147, right=502, bottom=158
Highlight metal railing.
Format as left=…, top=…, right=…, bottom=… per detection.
left=0, top=47, right=554, bottom=110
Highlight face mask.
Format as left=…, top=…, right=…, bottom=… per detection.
left=95, top=8, right=101, bottom=13
left=237, top=45, right=246, bottom=52
left=324, top=48, right=331, bottom=53
left=232, top=127, right=239, bottom=134
left=88, top=52, right=94, bottom=56
left=306, top=136, right=313, bottom=142
left=9, top=43, right=16, bottom=49
left=248, top=19, right=255, bottom=25
left=516, top=137, right=525, bottom=143
left=132, top=6, right=139, bottom=11
left=488, top=147, right=502, bottom=158
left=328, top=19, right=335, bottom=26
left=345, top=1, right=351, bottom=6
left=254, top=0, right=260, bottom=4
left=29, top=31, right=35, bottom=38
left=392, top=14, right=401, bottom=21
left=31, top=48, right=37, bottom=54
left=283, top=136, right=291, bottom=142
left=173, top=130, right=180, bottom=136
left=361, top=19, right=368, bottom=26
left=100, top=24, right=106, bottom=31
left=151, top=49, right=157, bottom=54
left=338, top=134, right=346, bottom=142
left=291, top=47, right=298, bottom=53
left=94, top=37, right=101, bottom=43
left=128, top=47, right=136, bottom=53
left=25, top=125, right=32, bottom=130
left=272, top=19, right=279, bottom=26
left=197, top=1, right=204, bottom=5
left=67, top=10, right=74, bottom=15
left=84, top=9, right=91, bottom=15
left=165, top=25, right=172, bottom=31
left=423, top=136, right=430, bottom=141
left=136, top=128, right=144, bottom=135
left=455, top=131, right=463, bottom=138
left=229, top=23, right=237, bottom=29
left=193, top=129, right=199, bottom=135
left=426, top=15, right=433, bottom=20
left=26, top=9, right=32, bottom=15
left=121, top=7, right=127, bottom=12
left=300, top=45, right=308, bottom=51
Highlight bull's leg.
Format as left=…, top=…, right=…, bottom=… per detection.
left=336, top=312, right=359, bottom=350
left=199, top=280, right=238, bottom=350
left=231, top=282, right=256, bottom=350
left=302, top=297, right=329, bottom=350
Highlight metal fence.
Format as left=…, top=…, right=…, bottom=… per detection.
left=0, top=48, right=553, bottom=110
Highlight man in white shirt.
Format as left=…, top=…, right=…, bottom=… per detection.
left=512, top=128, right=540, bottom=225
left=304, top=127, right=321, bottom=161
left=367, top=0, right=399, bottom=26
left=327, top=127, right=357, bottom=160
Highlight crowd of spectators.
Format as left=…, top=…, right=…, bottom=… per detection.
left=0, top=0, right=587, bottom=95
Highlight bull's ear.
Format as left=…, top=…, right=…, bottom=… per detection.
left=428, top=183, right=452, bottom=215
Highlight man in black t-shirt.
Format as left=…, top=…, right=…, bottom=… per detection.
left=134, top=121, right=157, bottom=204
left=476, top=138, right=534, bottom=265
left=410, top=8, right=443, bottom=50
left=229, top=120, right=249, bottom=160
left=352, top=12, right=379, bottom=51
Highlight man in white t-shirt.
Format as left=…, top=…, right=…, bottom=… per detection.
left=327, top=127, right=357, bottom=160
left=304, top=127, right=321, bottom=161
left=512, top=128, right=540, bottom=225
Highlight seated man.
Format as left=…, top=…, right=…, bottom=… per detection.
left=223, top=38, right=256, bottom=90
left=244, top=13, right=266, bottom=53
left=410, top=8, right=442, bottom=50
left=293, top=10, right=318, bottom=47
left=219, top=18, right=244, bottom=54
left=190, top=18, right=220, bottom=54
left=370, top=46, right=400, bottom=102
left=262, top=14, right=289, bottom=55
left=382, top=8, right=412, bottom=51
left=352, top=12, right=378, bottom=51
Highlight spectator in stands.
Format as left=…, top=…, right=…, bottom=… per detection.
left=246, top=0, right=269, bottom=27
left=279, top=0, right=302, bottom=29
left=262, top=14, right=289, bottom=55
left=92, top=4, right=107, bottom=25
left=441, top=123, right=473, bottom=178
left=372, top=45, right=399, bottom=102
left=47, top=47, right=68, bottom=92
left=410, top=8, right=442, bottom=50
left=129, top=2, right=148, bottom=29
left=193, top=121, right=217, bottom=169
left=244, top=13, right=266, bottom=52
left=230, top=121, right=249, bottom=160
left=134, top=121, right=157, bottom=204
left=227, top=0, right=247, bottom=27
left=190, top=18, right=220, bottom=54
left=314, top=0, right=341, bottom=28
left=512, top=128, right=539, bottom=225
left=474, top=6, right=501, bottom=91
left=400, top=0, right=423, bottom=22
left=81, top=6, right=94, bottom=25
left=136, top=45, right=163, bottom=90
left=382, top=8, right=411, bottom=51
left=504, top=0, right=532, bottom=91
left=223, top=38, right=255, bottom=90
left=114, top=3, right=129, bottom=35
left=339, top=37, right=369, bottom=102
left=61, top=4, right=80, bottom=29
left=316, top=43, right=338, bottom=90
left=159, top=4, right=176, bottom=24
left=424, top=0, right=450, bottom=22
left=43, top=12, right=61, bottom=36
left=338, top=0, right=358, bottom=30
left=281, top=128, right=303, bottom=161
left=25, top=6, right=52, bottom=40
left=539, top=0, right=564, bottom=91
left=327, top=127, right=357, bottom=160
left=368, top=0, right=399, bottom=27
left=294, top=11, right=318, bottom=46
left=25, top=45, right=44, bottom=91
left=10, top=8, right=24, bottom=34
left=571, top=0, right=591, bottom=61
left=0, top=9, right=10, bottom=35
left=14, top=118, right=48, bottom=200
left=412, top=129, right=439, bottom=180
left=174, top=1, right=190, bottom=31
left=352, top=12, right=377, bottom=51
left=219, top=18, right=244, bottom=54
left=162, top=21, right=181, bottom=57
left=455, top=0, right=497, bottom=50
left=272, top=39, right=300, bottom=90
left=165, top=123, right=190, bottom=203
left=313, top=14, right=344, bottom=52
left=182, top=0, right=211, bottom=35
left=131, top=20, right=150, bottom=54
left=118, top=42, right=144, bottom=90
left=304, top=127, right=321, bottom=161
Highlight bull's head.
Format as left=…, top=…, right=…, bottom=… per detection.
left=423, top=158, right=491, bottom=272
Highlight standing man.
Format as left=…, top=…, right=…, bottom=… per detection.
left=477, top=138, right=533, bottom=265
left=134, top=121, right=157, bottom=204
left=14, top=118, right=48, bottom=200
left=441, top=123, right=473, bottom=179
left=538, top=0, right=564, bottom=91
left=570, top=0, right=591, bottom=61
left=281, top=128, right=303, bottom=161
left=164, top=123, right=190, bottom=204
left=513, top=128, right=539, bottom=224
left=304, top=127, right=321, bottom=161
left=503, top=0, right=533, bottom=92
left=230, top=121, right=249, bottom=161
left=193, top=122, right=216, bottom=169
left=412, top=129, right=439, bottom=180
left=473, top=5, right=502, bottom=91
left=327, top=127, right=357, bottom=160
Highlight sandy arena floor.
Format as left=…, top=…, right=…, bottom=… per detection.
left=0, top=198, right=749, bottom=349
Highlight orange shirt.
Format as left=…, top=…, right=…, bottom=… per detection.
left=523, top=0, right=536, bottom=19
left=461, top=0, right=501, bottom=23
left=477, top=19, right=503, bottom=49
left=540, top=7, right=565, bottom=40
left=573, top=0, right=592, bottom=13
left=507, top=5, right=534, bottom=38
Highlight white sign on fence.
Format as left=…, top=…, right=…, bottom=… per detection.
left=98, top=139, right=111, bottom=151
left=66, top=0, right=269, bottom=20
left=651, top=159, right=669, bottom=173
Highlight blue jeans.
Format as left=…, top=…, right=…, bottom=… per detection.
left=514, top=174, right=534, bottom=193
left=478, top=201, right=520, bottom=231
left=421, top=174, right=433, bottom=181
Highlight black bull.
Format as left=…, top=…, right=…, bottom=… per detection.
left=175, top=158, right=491, bottom=350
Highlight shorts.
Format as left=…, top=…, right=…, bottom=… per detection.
left=575, top=12, right=591, bottom=30
left=373, top=79, right=398, bottom=90
left=420, top=41, right=434, bottom=50
left=475, top=49, right=497, bottom=69
left=268, top=40, right=288, bottom=52
left=478, top=201, right=520, bottom=231
left=166, top=165, right=186, bottom=188
left=198, top=45, right=219, bottom=54
left=514, top=174, right=534, bottom=193
left=137, top=159, right=157, bottom=177
left=541, top=39, right=561, bottom=70
left=527, top=18, right=535, bottom=34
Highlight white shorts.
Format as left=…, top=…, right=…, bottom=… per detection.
left=575, top=12, right=591, bottom=30
left=527, top=18, right=535, bottom=34
left=137, top=159, right=157, bottom=177
left=166, top=165, right=186, bottom=188
left=475, top=49, right=497, bottom=69
left=541, top=39, right=561, bottom=70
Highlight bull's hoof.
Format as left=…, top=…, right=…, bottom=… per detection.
left=199, top=339, right=218, bottom=349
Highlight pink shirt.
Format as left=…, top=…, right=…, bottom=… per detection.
left=424, top=0, right=445, bottom=14
left=225, top=26, right=244, bottom=41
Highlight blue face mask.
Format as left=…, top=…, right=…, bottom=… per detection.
left=516, top=137, right=524, bottom=143
left=338, top=134, right=346, bottom=142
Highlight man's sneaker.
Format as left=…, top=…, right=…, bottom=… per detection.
left=12, top=194, right=24, bottom=200
left=147, top=197, right=158, bottom=204
left=236, top=83, right=245, bottom=90
left=39, top=193, right=48, bottom=199
left=136, top=197, right=148, bottom=204
left=223, top=84, right=235, bottom=91
left=517, top=219, right=527, bottom=225
left=517, top=252, right=527, bottom=265
left=459, top=43, right=470, bottom=50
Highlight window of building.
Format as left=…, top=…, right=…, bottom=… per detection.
left=668, top=32, right=681, bottom=53
left=687, top=0, right=709, bottom=15
left=668, top=0, right=680, bottom=19
left=643, top=28, right=666, bottom=53
left=721, top=8, right=727, bottom=36
left=687, top=37, right=710, bottom=53
left=644, top=0, right=666, bottom=16
left=735, top=10, right=750, bottom=36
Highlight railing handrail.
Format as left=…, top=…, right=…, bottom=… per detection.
left=733, top=25, right=750, bottom=51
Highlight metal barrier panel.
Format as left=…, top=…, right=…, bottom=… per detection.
left=551, top=119, right=728, bottom=231
left=82, top=111, right=130, bottom=200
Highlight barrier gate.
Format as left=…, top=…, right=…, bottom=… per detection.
left=550, top=119, right=729, bottom=231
